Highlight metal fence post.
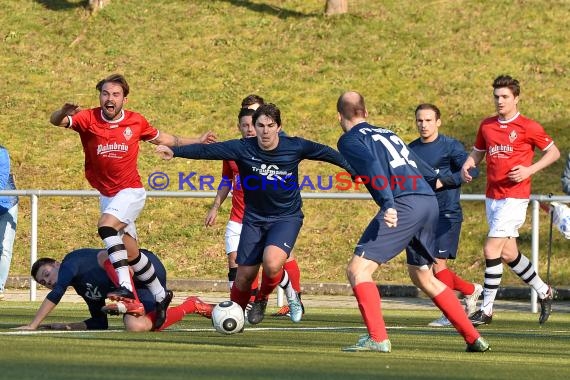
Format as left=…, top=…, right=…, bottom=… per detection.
left=531, top=200, right=539, bottom=313
left=30, top=194, right=38, bottom=301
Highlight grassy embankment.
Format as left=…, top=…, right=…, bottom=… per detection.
left=1, top=0, right=569, bottom=286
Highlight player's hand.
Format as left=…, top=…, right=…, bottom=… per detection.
left=204, top=207, right=218, bottom=227
left=12, top=325, right=37, bottom=331
left=383, top=208, right=398, bottom=228
left=508, top=165, right=532, bottom=183
left=156, top=145, right=174, bottom=160
left=61, top=103, right=82, bottom=116
left=200, top=131, right=217, bottom=144
left=461, top=163, right=475, bottom=183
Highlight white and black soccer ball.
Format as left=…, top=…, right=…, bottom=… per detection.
left=211, top=301, right=245, bottom=335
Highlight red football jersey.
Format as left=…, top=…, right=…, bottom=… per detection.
left=222, top=160, right=245, bottom=223
left=473, top=112, right=554, bottom=199
left=69, top=108, right=159, bottom=196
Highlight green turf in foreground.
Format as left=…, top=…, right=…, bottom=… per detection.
left=1, top=304, right=569, bottom=380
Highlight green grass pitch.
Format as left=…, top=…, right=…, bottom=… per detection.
left=1, top=302, right=569, bottom=380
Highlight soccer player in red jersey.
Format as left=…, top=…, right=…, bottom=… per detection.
left=49, top=73, right=215, bottom=329
left=461, top=75, right=560, bottom=325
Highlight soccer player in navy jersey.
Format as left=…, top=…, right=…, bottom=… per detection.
left=157, top=103, right=354, bottom=325
left=408, top=103, right=483, bottom=327
left=205, top=101, right=305, bottom=318
left=15, top=249, right=213, bottom=332
left=335, top=91, right=489, bottom=353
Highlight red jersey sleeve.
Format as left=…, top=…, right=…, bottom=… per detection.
left=69, top=108, right=95, bottom=131
left=526, top=119, right=554, bottom=151
left=222, top=160, right=232, bottom=178
left=139, top=116, right=159, bottom=142
left=473, top=119, right=490, bottom=152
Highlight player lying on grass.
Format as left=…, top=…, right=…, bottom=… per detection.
left=14, top=248, right=213, bottom=331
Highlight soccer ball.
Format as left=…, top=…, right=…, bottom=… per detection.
left=211, top=300, right=245, bottom=335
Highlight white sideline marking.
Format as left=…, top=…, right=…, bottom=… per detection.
left=3, top=325, right=570, bottom=336
left=2, top=329, right=124, bottom=335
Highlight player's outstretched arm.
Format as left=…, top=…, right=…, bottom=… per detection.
left=49, top=103, right=82, bottom=127
left=155, top=145, right=175, bottom=160
left=13, top=298, right=57, bottom=330
left=152, top=131, right=217, bottom=147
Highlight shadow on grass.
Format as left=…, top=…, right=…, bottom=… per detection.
left=34, top=0, right=88, bottom=11
left=214, top=0, right=319, bottom=19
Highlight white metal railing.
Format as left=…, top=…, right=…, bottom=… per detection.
left=1, top=189, right=569, bottom=312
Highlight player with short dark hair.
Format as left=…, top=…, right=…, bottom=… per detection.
left=240, top=94, right=264, bottom=110
left=15, top=248, right=212, bottom=332
left=336, top=91, right=489, bottom=353
left=409, top=103, right=482, bottom=327
left=461, top=75, right=560, bottom=325
left=157, top=103, right=354, bottom=325
left=48, top=73, right=216, bottom=329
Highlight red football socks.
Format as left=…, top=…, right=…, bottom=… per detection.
left=283, top=259, right=301, bottom=293
left=432, top=287, right=480, bottom=344
left=353, top=282, right=388, bottom=342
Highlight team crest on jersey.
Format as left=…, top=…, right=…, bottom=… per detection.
left=509, top=130, right=518, bottom=143
left=84, top=283, right=102, bottom=300
left=123, top=127, right=133, bottom=141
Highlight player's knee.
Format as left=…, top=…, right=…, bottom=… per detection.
left=98, top=226, right=118, bottom=240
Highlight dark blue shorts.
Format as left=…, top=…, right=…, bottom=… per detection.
left=354, top=194, right=438, bottom=266
left=237, top=217, right=303, bottom=266
left=434, top=218, right=461, bottom=259
left=133, top=251, right=167, bottom=313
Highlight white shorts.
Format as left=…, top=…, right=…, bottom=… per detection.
left=224, top=220, right=242, bottom=254
left=99, top=188, right=146, bottom=239
left=485, top=198, right=529, bottom=238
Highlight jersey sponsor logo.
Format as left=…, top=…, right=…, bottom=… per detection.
left=253, top=164, right=292, bottom=182
left=97, top=142, right=129, bottom=156
left=488, top=144, right=513, bottom=158
left=123, top=127, right=133, bottom=141
left=84, top=283, right=103, bottom=300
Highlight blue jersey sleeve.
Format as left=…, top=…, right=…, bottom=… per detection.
left=297, top=138, right=355, bottom=174
left=45, top=265, right=74, bottom=305
left=0, top=147, right=9, bottom=191
left=413, top=153, right=439, bottom=190
left=172, top=140, right=243, bottom=161
left=338, top=131, right=396, bottom=209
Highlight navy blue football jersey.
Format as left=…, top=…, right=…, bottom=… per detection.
left=409, top=134, right=473, bottom=221
left=46, top=248, right=164, bottom=329
left=337, top=122, right=436, bottom=209
left=173, top=136, right=353, bottom=221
